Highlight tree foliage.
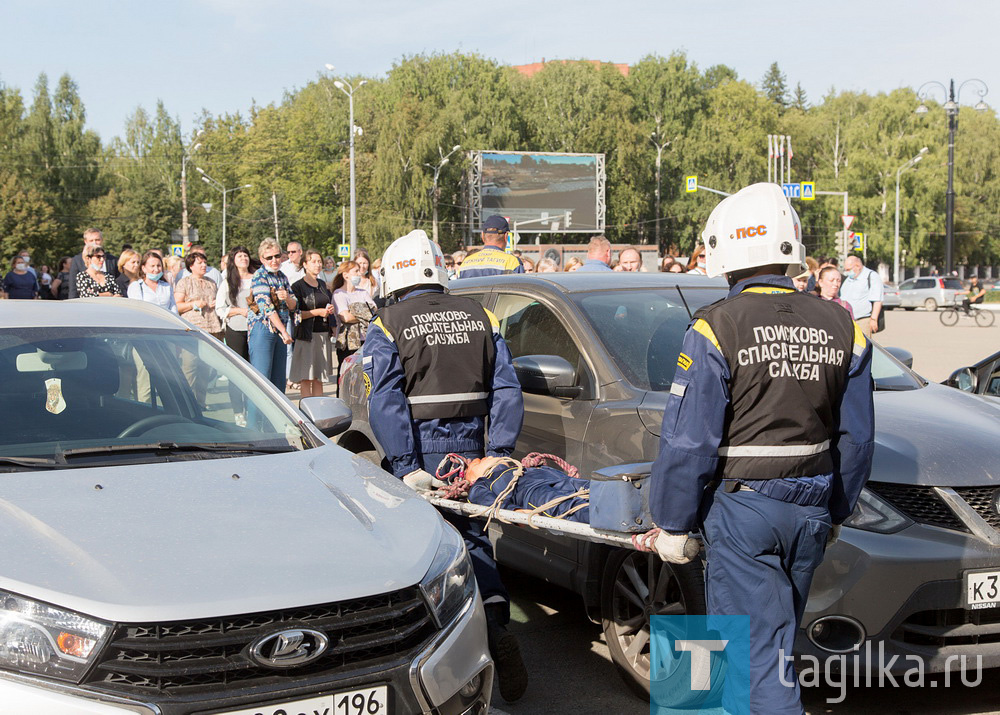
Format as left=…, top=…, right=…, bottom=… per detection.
left=1, top=56, right=999, bottom=272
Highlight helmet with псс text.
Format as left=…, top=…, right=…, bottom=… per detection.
left=702, top=182, right=806, bottom=279
left=379, top=230, right=449, bottom=296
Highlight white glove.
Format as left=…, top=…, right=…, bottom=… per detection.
left=653, top=532, right=701, bottom=564
left=402, top=469, right=448, bottom=492
left=826, top=524, right=842, bottom=549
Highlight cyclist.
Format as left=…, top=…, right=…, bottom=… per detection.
left=957, top=275, right=987, bottom=314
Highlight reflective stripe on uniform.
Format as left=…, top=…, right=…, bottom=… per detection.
left=670, top=382, right=686, bottom=397
left=852, top=322, right=867, bottom=356
left=741, top=286, right=795, bottom=295
left=406, top=391, right=489, bottom=405
left=372, top=316, right=393, bottom=342
left=485, top=308, right=501, bottom=333
left=363, top=355, right=372, bottom=366
left=718, top=440, right=830, bottom=458
left=692, top=319, right=722, bottom=352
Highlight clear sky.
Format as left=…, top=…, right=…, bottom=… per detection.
left=2, top=0, right=997, bottom=141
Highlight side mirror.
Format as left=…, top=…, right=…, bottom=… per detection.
left=944, top=367, right=977, bottom=392
left=299, top=396, right=353, bottom=437
left=512, top=355, right=582, bottom=399
left=885, top=346, right=914, bottom=369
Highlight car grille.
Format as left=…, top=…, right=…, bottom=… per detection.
left=896, top=608, right=1000, bottom=647
left=866, top=481, right=967, bottom=532
left=85, top=587, right=436, bottom=695
left=953, top=487, right=1000, bottom=529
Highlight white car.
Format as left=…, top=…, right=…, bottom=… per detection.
left=0, top=299, right=491, bottom=715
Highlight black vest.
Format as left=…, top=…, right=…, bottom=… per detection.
left=696, top=289, right=857, bottom=480
left=378, top=292, right=496, bottom=420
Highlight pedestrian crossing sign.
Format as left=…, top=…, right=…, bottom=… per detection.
left=800, top=182, right=815, bottom=200
left=685, top=176, right=698, bottom=193
left=169, top=244, right=185, bottom=257
left=338, top=243, right=351, bottom=258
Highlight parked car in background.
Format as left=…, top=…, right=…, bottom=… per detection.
left=945, top=349, right=1000, bottom=399
left=897, top=276, right=964, bottom=311
left=0, top=300, right=492, bottom=715
left=339, top=272, right=1000, bottom=699
left=882, top=282, right=901, bottom=310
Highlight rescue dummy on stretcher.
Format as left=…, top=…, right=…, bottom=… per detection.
left=464, top=456, right=590, bottom=522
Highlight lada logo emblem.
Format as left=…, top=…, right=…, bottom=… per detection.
left=249, top=628, right=329, bottom=668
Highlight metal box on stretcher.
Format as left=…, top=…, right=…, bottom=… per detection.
left=425, top=462, right=657, bottom=550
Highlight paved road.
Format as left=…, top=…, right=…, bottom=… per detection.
left=489, top=570, right=1000, bottom=715
left=878, top=306, right=998, bottom=382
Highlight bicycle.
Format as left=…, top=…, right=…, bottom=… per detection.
left=939, top=300, right=995, bottom=327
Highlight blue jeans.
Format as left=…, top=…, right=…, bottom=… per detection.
left=248, top=326, right=287, bottom=392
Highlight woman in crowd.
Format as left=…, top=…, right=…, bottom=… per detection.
left=536, top=258, right=559, bottom=273
left=521, top=256, right=536, bottom=273
left=660, top=255, right=678, bottom=272
left=564, top=257, right=584, bottom=272
left=687, top=244, right=707, bottom=274
left=668, top=262, right=686, bottom=273
left=290, top=250, right=335, bottom=398
left=319, top=255, right=338, bottom=286
left=165, top=254, right=185, bottom=286
left=3, top=256, right=39, bottom=299
left=127, top=251, right=178, bottom=314
left=814, top=265, right=854, bottom=317
left=76, top=244, right=123, bottom=297
left=215, top=246, right=255, bottom=424
left=38, top=264, right=53, bottom=299
left=248, top=238, right=296, bottom=392
left=175, top=251, right=223, bottom=406
left=116, top=248, right=141, bottom=295
left=175, top=252, right=222, bottom=337
left=354, top=249, right=379, bottom=299
left=332, top=260, right=376, bottom=396
left=50, top=257, right=72, bottom=300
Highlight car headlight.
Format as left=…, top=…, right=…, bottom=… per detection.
left=0, top=591, right=111, bottom=682
left=419, top=524, right=475, bottom=628
left=842, top=488, right=913, bottom=534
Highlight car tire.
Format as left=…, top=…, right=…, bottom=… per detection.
left=924, top=297, right=938, bottom=311
left=600, top=548, right=709, bottom=701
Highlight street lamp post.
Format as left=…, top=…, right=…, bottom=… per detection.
left=181, top=131, right=203, bottom=249
left=915, top=79, right=990, bottom=274
left=894, top=147, right=928, bottom=284
left=425, top=144, right=462, bottom=243
left=325, top=65, right=366, bottom=259
left=650, top=133, right=672, bottom=248
left=196, top=167, right=251, bottom=256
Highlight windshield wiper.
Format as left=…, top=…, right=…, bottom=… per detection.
left=58, top=442, right=299, bottom=459
left=0, top=456, right=61, bottom=468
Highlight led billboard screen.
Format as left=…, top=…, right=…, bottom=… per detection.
left=474, top=151, right=604, bottom=232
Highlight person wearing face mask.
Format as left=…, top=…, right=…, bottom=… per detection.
left=3, top=256, right=40, bottom=299
left=127, top=251, right=178, bottom=314
left=248, top=238, right=297, bottom=394
left=686, top=244, right=708, bottom=274
left=76, top=244, right=123, bottom=298
left=332, top=260, right=376, bottom=396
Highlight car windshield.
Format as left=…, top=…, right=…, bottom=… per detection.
left=0, top=327, right=311, bottom=468
left=571, top=288, right=923, bottom=392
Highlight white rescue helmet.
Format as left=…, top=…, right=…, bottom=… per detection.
left=702, top=182, right=806, bottom=279
left=379, top=229, right=449, bottom=296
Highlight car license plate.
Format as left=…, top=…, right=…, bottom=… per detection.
left=965, top=569, right=1000, bottom=610
left=220, top=685, right=388, bottom=715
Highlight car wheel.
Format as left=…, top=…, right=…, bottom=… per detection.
left=600, top=548, right=708, bottom=701
left=924, top=297, right=938, bottom=311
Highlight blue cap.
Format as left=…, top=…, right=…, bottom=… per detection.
left=483, top=215, right=509, bottom=233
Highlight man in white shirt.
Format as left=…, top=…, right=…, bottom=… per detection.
left=839, top=255, right=883, bottom=336
left=280, top=242, right=305, bottom=283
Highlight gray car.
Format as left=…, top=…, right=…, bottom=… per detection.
left=339, top=272, right=1000, bottom=698
left=0, top=299, right=491, bottom=715
left=897, top=276, right=965, bottom=311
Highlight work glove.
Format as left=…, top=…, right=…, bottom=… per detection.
left=402, top=469, right=448, bottom=492
left=826, top=524, right=842, bottom=549
left=653, top=531, right=701, bottom=564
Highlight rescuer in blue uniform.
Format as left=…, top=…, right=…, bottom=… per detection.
left=456, top=215, right=524, bottom=278
left=364, top=229, right=527, bottom=701
left=648, top=183, right=875, bottom=714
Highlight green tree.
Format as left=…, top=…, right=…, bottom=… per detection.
left=0, top=171, right=60, bottom=264
left=761, top=62, right=788, bottom=109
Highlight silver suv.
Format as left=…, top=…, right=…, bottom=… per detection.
left=0, top=299, right=491, bottom=715
left=897, top=276, right=964, bottom=311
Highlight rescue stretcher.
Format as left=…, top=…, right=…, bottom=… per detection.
left=420, top=461, right=657, bottom=551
